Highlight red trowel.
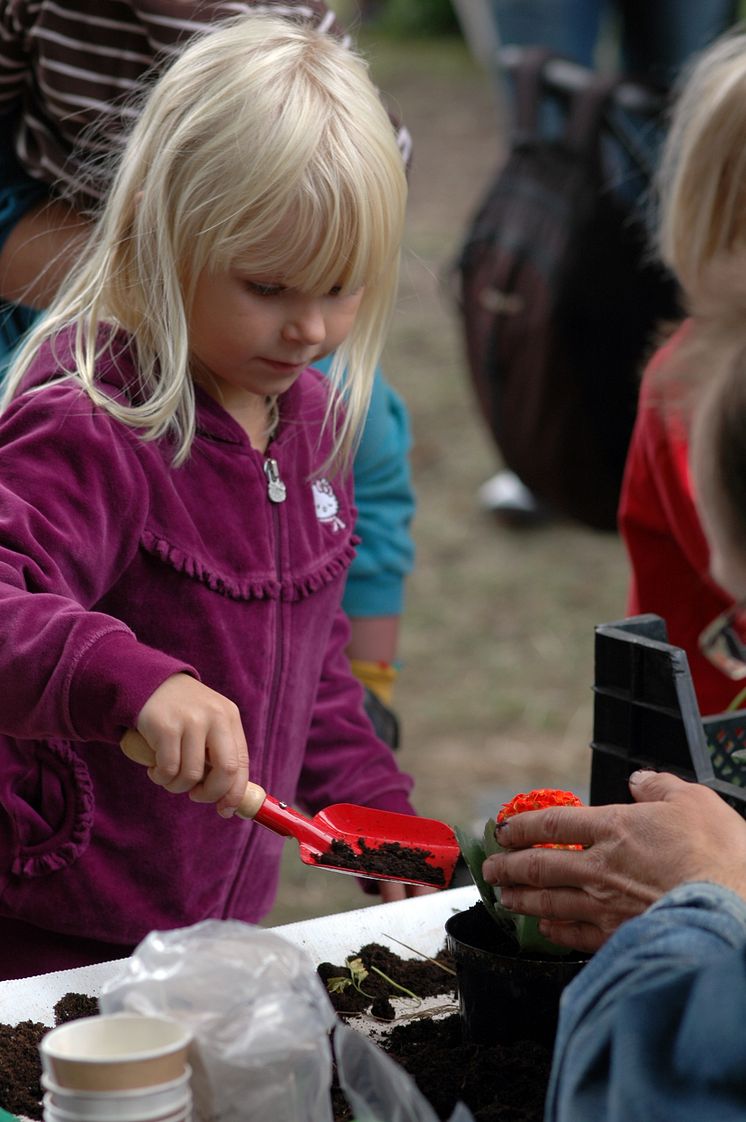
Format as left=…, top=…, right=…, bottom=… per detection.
left=121, top=731, right=460, bottom=889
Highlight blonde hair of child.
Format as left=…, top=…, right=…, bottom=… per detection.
left=692, top=330, right=746, bottom=557
left=3, top=15, right=407, bottom=468
left=657, top=29, right=746, bottom=296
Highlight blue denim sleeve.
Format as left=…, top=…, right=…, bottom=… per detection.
left=547, top=882, right=746, bottom=1122
left=312, top=357, right=415, bottom=618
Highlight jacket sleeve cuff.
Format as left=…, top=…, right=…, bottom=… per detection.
left=366, top=790, right=417, bottom=817
left=67, top=628, right=199, bottom=742
left=342, top=569, right=406, bottom=617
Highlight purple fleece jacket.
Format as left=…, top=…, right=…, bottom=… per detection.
left=0, top=328, right=415, bottom=948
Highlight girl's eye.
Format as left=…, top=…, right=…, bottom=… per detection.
left=247, top=281, right=285, bottom=297
left=328, top=285, right=342, bottom=297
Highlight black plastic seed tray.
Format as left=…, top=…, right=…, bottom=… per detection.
left=590, top=614, right=746, bottom=817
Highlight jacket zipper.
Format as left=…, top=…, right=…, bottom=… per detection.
left=224, top=453, right=287, bottom=915
left=263, top=454, right=286, bottom=771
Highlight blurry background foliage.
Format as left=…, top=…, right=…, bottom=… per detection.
left=358, top=0, right=461, bottom=36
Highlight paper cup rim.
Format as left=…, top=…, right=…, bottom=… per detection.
left=40, top=1015, right=192, bottom=1065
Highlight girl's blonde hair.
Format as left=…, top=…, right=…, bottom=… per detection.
left=4, top=15, right=407, bottom=467
left=689, top=301, right=746, bottom=555
left=658, top=28, right=746, bottom=295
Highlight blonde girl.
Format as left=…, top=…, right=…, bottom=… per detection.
left=619, top=29, right=746, bottom=716
left=0, top=14, right=417, bottom=980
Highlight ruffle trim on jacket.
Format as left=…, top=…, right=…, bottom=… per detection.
left=141, top=529, right=359, bottom=602
left=11, top=740, right=95, bottom=878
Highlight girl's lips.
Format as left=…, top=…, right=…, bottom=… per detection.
left=259, top=357, right=308, bottom=372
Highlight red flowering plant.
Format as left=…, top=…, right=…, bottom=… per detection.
left=455, top=788, right=584, bottom=957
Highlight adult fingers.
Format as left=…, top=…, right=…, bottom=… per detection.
left=493, top=805, right=606, bottom=850
left=498, top=883, right=631, bottom=930
left=537, top=918, right=608, bottom=954
left=483, top=843, right=589, bottom=890
left=628, top=769, right=691, bottom=803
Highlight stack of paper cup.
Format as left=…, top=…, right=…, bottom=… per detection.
left=39, top=1014, right=193, bottom=1122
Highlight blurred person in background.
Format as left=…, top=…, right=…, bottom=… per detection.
left=454, top=0, right=737, bottom=525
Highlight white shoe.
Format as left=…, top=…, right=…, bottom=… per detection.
left=478, top=470, right=542, bottom=514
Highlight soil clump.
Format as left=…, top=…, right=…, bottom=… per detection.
left=0, top=993, right=99, bottom=1121
left=314, top=839, right=446, bottom=886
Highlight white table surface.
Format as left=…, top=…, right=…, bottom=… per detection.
left=0, top=886, right=477, bottom=1026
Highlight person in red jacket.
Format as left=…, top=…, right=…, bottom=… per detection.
left=619, top=31, right=746, bottom=717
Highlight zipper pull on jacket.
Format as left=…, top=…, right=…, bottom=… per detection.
left=264, top=457, right=287, bottom=503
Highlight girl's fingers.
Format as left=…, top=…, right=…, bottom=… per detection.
left=164, top=724, right=209, bottom=794
left=191, top=723, right=249, bottom=809
left=146, top=729, right=185, bottom=790
left=378, top=880, right=408, bottom=903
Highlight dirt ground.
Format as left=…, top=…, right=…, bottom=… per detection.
left=264, top=29, right=630, bottom=926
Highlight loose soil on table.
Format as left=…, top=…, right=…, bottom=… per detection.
left=0, top=993, right=99, bottom=1120
left=320, top=943, right=552, bottom=1122
left=1, top=946, right=550, bottom=1122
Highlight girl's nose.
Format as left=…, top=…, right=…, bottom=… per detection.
left=282, top=298, right=326, bottom=346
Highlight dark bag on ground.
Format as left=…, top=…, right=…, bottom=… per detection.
left=453, top=50, right=681, bottom=530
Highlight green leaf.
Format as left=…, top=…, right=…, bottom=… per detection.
left=454, top=823, right=515, bottom=938
left=326, top=975, right=353, bottom=994
left=344, top=956, right=374, bottom=996
left=346, top=956, right=369, bottom=985
left=483, top=816, right=502, bottom=858
left=453, top=825, right=491, bottom=909
left=456, top=820, right=573, bottom=957
left=513, top=913, right=574, bottom=957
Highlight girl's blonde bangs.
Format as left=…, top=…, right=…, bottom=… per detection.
left=225, top=164, right=399, bottom=297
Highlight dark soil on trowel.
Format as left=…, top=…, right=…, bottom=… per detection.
left=314, top=839, right=447, bottom=886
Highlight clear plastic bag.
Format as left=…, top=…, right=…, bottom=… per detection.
left=334, top=1021, right=475, bottom=1122
left=99, top=919, right=336, bottom=1122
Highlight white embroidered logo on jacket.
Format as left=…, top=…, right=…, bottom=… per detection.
left=312, top=479, right=346, bottom=531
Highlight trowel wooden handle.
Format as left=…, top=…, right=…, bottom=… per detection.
left=120, top=729, right=267, bottom=820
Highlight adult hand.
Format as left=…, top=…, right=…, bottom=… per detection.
left=134, top=673, right=249, bottom=817
left=482, top=771, right=746, bottom=952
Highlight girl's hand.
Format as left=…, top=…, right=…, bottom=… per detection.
left=135, top=673, right=249, bottom=818
left=377, top=882, right=439, bottom=903
left=481, top=771, right=746, bottom=952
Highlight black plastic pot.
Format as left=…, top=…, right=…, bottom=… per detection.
left=445, top=903, right=588, bottom=1046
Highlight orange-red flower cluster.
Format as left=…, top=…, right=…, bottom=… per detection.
left=496, top=788, right=584, bottom=849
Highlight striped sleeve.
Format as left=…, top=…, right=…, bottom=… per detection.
left=0, top=0, right=34, bottom=111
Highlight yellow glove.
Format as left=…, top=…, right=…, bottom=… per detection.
left=349, top=659, right=397, bottom=707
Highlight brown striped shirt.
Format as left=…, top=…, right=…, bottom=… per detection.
left=0, top=1, right=411, bottom=211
